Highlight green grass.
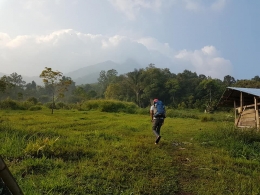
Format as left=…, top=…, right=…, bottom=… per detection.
left=1, top=108, right=260, bottom=194
left=0, top=109, right=178, bottom=194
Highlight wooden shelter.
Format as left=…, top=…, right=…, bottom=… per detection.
left=218, top=87, right=260, bottom=128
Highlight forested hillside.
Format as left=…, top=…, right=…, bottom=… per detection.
left=1, top=64, right=260, bottom=111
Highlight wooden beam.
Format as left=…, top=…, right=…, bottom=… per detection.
left=236, top=102, right=260, bottom=110
left=255, top=97, right=259, bottom=129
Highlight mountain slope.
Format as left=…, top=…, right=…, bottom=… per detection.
left=66, top=59, right=142, bottom=85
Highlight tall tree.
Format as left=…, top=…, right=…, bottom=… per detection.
left=223, top=75, right=236, bottom=86
left=0, top=76, right=8, bottom=92
left=98, top=69, right=118, bottom=96
left=234, top=80, right=260, bottom=88
left=142, top=65, right=174, bottom=106
left=40, top=67, right=72, bottom=114
left=126, top=68, right=144, bottom=106
left=252, top=75, right=260, bottom=82
left=2, top=73, right=26, bottom=100
left=7, top=72, right=26, bottom=87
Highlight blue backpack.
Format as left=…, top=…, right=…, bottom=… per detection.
left=154, top=100, right=166, bottom=118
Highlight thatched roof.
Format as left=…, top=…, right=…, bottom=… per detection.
left=218, top=87, right=260, bottom=107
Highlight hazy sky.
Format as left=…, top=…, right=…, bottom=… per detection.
left=0, top=0, right=259, bottom=80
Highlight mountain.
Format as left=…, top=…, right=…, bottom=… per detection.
left=0, top=72, right=43, bottom=85
left=66, top=59, right=142, bottom=85
left=0, top=72, right=5, bottom=77
left=1, top=59, right=143, bottom=86
left=23, top=76, right=43, bottom=85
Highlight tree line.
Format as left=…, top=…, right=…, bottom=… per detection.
left=1, top=64, right=260, bottom=111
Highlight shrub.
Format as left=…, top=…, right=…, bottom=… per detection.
left=81, top=100, right=99, bottom=110
left=27, top=97, right=38, bottom=105
left=29, top=106, right=42, bottom=111
left=45, top=102, right=57, bottom=109
left=56, top=102, right=68, bottom=109
left=20, top=101, right=34, bottom=110
left=39, top=95, right=50, bottom=103
left=81, top=100, right=138, bottom=114
left=0, top=99, right=20, bottom=110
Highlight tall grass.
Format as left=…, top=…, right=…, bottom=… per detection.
left=0, top=99, right=234, bottom=122
left=2, top=101, right=260, bottom=194
left=197, top=125, right=260, bottom=160
left=0, top=109, right=179, bottom=194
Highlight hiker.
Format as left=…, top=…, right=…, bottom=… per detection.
left=150, top=98, right=166, bottom=144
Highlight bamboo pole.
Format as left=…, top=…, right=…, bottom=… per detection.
left=0, top=156, right=23, bottom=195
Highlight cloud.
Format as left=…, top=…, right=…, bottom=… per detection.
left=182, top=0, right=228, bottom=12
left=108, top=0, right=163, bottom=20
left=183, top=0, right=202, bottom=11
left=211, top=0, right=228, bottom=11
left=0, top=30, right=232, bottom=80
left=108, top=0, right=228, bottom=18
left=0, top=29, right=150, bottom=76
left=137, top=37, right=175, bottom=61
left=175, top=46, right=232, bottom=79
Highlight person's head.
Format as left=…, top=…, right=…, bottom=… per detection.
left=153, top=98, right=158, bottom=105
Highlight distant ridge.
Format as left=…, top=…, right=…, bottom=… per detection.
left=0, top=59, right=143, bottom=85
left=66, top=59, right=142, bottom=85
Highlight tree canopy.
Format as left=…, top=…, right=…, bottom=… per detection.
left=1, top=64, right=260, bottom=111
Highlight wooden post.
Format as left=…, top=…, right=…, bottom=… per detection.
left=255, top=97, right=259, bottom=129
left=237, top=92, right=244, bottom=127
left=234, top=100, right=236, bottom=126
left=240, top=92, right=244, bottom=108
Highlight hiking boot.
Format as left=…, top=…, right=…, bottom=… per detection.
left=155, top=136, right=161, bottom=144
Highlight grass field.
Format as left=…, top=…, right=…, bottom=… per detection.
left=1, top=107, right=260, bottom=195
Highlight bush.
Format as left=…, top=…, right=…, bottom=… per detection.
left=39, top=95, right=50, bottom=103
left=27, top=97, right=38, bottom=105
left=20, top=101, right=34, bottom=110
left=0, top=99, right=24, bottom=110
left=56, top=102, right=68, bottom=109
left=81, top=100, right=138, bottom=114
left=29, top=106, right=42, bottom=111
left=45, top=102, right=57, bottom=109
left=0, top=99, right=41, bottom=110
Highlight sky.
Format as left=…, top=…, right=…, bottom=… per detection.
left=0, top=0, right=259, bottom=80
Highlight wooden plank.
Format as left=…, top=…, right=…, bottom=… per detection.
left=241, top=109, right=255, bottom=115
left=241, top=117, right=255, bottom=122
left=241, top=113, right=255, bottom=118
left=235, top=96, right=260, bottom=128
left=240, top=120, right=255, bottom=127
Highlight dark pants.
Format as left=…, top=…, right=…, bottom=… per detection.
left=152, top=118, right=164, bottom=137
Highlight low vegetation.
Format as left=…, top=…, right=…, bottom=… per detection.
left=1, top=100, right=260, bottom=194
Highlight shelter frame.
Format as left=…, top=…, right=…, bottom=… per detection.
left=218, top=87, right=260, bottom=128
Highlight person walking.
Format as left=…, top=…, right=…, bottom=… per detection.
left=150, top=98, right=166, bottom=144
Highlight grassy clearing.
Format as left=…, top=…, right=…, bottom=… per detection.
left=1, top=109, right=178, bottom=194
left=1, top=107, right=260, bottom=194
